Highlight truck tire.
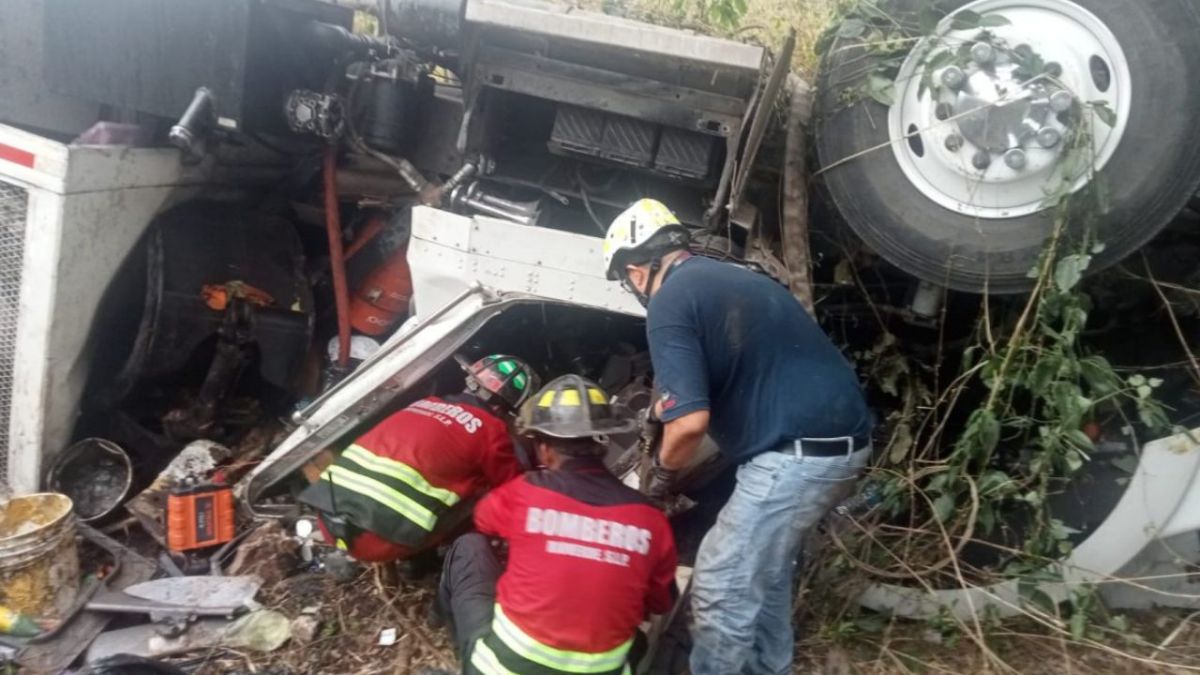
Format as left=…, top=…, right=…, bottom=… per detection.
left=815, top=0, right=1200, bottom=293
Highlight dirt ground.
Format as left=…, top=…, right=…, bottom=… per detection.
left=170, top=564, right=1199, bottom=675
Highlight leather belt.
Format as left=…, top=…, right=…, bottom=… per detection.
left=780, top=435, right=871, bottom=458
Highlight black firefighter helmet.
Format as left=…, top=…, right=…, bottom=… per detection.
left=456, top=353, right=539, bottom=411
left=517, top=374, right=636, bottom=440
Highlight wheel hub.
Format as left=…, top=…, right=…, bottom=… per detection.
left=888, top=0, right=1131, bottom=219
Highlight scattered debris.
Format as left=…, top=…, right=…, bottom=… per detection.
left=289, top=615, right=319, bottom=645
left=378, top=627, right=398, bottom=646
left=223, top=609, right=292, bottom=652
left=79, top=654, right=188, bottom=675
left=128, top=576, right=260, bottom=612
left=86, top=610, right=290, bottom=662
left=226, top=521, right=299, bottom=588
left=0, top=606, right=51, bottom=637
left=16, top=524, right=158, bottom=673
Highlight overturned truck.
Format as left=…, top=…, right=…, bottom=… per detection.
left=0, top=0, right=1198, bottom=639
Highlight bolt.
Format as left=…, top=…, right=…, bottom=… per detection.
left=945, top=134, right=964, bottom=152
left=1037, top=127, right=1062, bottom=148
left=1050, top=90, right=1074, bottom=112
left=1045, top=62, right=1063, bottom=78
left=971, top=42, right=996, bottom=64
left=972, top=150, right=992, bottom=170
left=941, top=66, right=966, bottom=89
left=1004, top=148, right=1027, bottom=170
left=935, top=103, right=954, bottom=121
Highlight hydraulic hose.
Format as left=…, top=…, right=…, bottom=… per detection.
left=323, top=146, right=352, bottom=369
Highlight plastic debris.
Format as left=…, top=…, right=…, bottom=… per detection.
left=378, top=627, right=397, bottom=646
left=224, top=610, right=292, bottom=652
left=0, top=606, right=50, bottom=637
left=290, top=614, right=319, bottom=645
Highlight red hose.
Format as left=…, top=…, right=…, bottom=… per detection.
left=343, top=212, right=386, bottom=262
left=323, top=146, right=352, bottom=369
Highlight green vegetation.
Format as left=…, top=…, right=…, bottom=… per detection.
left=581, top=0, right=846, bottom=76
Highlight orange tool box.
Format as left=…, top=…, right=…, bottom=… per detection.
left=166, top=483, right=236, bottom=552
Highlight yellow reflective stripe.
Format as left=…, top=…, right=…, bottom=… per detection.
left=538, top=391, right=556, bottom=407
left=322, top=465, right=437, bottom=531
left=471, top=640, right=520, bottom=675
left=559, top=389, right=581, bottom=406
left=587, top=388, right=606, bottom=404
left=342, top=445, right=460, bottom=507
left=492, top=605, right=631, bottom=673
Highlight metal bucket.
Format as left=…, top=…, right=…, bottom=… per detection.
left=47, top=438, right=134, bottom=522
left=0, top=493, right=80, bottom=618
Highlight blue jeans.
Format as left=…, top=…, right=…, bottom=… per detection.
left=689, top=444, right=870, bottom=675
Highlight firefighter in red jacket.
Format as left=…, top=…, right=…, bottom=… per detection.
left=299, top=354, right=540, bottom=562
left=437, top=374, right=678, bottom=675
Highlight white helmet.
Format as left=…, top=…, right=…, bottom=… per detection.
left=602, top=199, right=689, bottom=280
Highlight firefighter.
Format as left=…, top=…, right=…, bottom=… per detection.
left=603, top=199, right=873, bottom=675
left=299, top=354, right=540, bottom=563
left=437, top=374, right=678, bottom=675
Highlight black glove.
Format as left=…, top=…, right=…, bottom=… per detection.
left=641, top=457, right=678, bottom=503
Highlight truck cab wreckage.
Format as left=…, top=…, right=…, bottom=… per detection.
left=0, top=0, right=1198, bottom=669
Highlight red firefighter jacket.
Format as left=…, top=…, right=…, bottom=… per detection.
left=300, top=393, right=521, bottom=558
left=470, top=457, right=678, bottom=675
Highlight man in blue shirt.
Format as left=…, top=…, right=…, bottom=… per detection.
left=603, top=199, right=872, bottom=675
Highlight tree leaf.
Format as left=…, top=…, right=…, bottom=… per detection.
left=919, top=7, right=945, bottom=34
left=889, top=422, right=915, bottom=463
left=977, top=502, right=996, bottom=535
left=1070, top=609, right=1088, bottom=640
left=979, top=13, right=1012, bottom=27
left=1090, top=101, right=1117, bottom=128
left=1066, top=429, right=1095, bottom=453
left=867, top=73, right=896, bottom=106
left=1054, top=254, right=1092, bottom=292
left=837, top=17, right=867, bottom=39
left=950, top=9, right=982, bottom=30
left=933, top=493, right=956, bottom=523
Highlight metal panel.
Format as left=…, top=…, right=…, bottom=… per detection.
left=549, top=106, right=606, bottom=157
left=405, top=207, right=642, bottom=318
left=42, top=0, right=350, bottom=132
left=656, top=127, right=716, bottom=180
left=0, top=182, right=28, bottom=493
left=465, top=0, right=763, bottom=71
left=600, top=116, right=657, bottom=167
left=476, top=46, right=744, bottom=137
left=0, top=0, right=102, bottom=137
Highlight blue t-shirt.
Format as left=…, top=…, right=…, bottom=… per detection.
left=648, top=255, right=872, bottom=461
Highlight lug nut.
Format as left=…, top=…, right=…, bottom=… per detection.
left=945, top=134, right=964, bottom=152
left=1037, top=127, right=1062, bottom=148
left=941, top=66, right=966, bottom=89
left=1049, top=90, right=1074, bottom=112
left=1004, top=148, right=1027, bottom=170
left=970, top=42, right=996, bottom=64
left=972, top=150, right=992, bottom=170
left=935, top=103, right=954, bottom=121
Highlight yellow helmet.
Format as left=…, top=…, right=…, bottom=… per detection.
left=603, top=199, right=689, bottom=281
